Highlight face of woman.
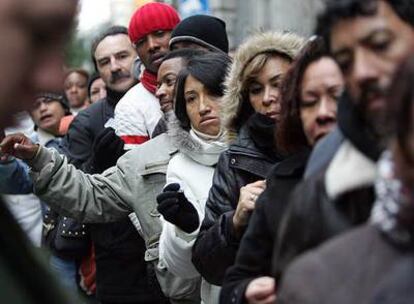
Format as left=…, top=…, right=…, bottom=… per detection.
left=300, top=57, right=344, bottom=146
left=248, top=56, right=291, bottom=122
left=30, top=98, right=66, bottom=135
left=89, top=78, right=107, bottom=103
left=64, top=72, right=89, bottom=108
left=184, top=74, right=221, bottom=136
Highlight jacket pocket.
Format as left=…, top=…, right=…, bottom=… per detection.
left=134, top=162, right=168, bottom=252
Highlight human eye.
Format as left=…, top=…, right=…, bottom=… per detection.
left=271, top=79, right=282, bottom=89
left=185, top=93, right=197, bottom=104
left=98, top=58, right=109, bottom=68
left=334, top=51, right=353, bottom=75
left=368, top=31, right=393, bottom=52
left=248, top=83, right=262, bottom=95
left=135, top=38, right=146, bottom=48
left=301, top=99, right=318, bottom=108
left=154, top=30, right=166, bottom=38
left=166, top=76, right=177, bottom=87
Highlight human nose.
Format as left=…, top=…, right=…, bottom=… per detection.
left=352, top=49, right=380, bottom=88
left=155, top=83, right=166, bottom=99
left=110, top=56, right=121, bottom=72
left=262, top=85, right=277, bottom=106
left=199, top=94, right=212, bottom=115
left=39, top=101, right=48, bottom=112
left=147, top=35, right=159, bottom=51
left=316, top=98, right=336, bottom=123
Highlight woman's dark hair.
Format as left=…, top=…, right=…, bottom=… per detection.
left=65, top=68, right=89, bottom=82
left=315, top=0, right=414, bottom=51
left=87, top=72, right=101, bottom=98
left=276, top=36, right=330, bottom=153
left=174, top=53, right=232, bottom=130
left=386, top=54, right=414, bottom=164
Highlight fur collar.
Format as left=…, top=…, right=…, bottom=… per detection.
left=220, top=31, right=305, bottom=141
left=166, top=111, right=227, bottom=166
left=325, top=140, right=377, bottom=200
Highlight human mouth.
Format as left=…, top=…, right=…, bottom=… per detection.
left=266, top=111, right=279, bottom=120
left=40, top=114, right=53, bottom=122
left=200, top=116, right=219, bottom=125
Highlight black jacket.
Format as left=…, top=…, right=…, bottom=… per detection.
left=192, top=114, right=280, bottom=285
left=272, top=171, right=374, bottom=280
left=61, top=89, right=166, bottom=303
left=271, top=97, right=380, bottom=281
left=60, top=90, right=122, bottom=172
left=220, top=148, right=310, bottom=304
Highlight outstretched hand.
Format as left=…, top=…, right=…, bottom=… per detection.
left=156, top=183, right=199, bottom=233
left=0, top=133, right=38, bottom=161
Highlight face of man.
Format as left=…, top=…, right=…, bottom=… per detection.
left=135, top=30, right=172, bottom=74
left=0, top=0, right=77, bottom=129
left=94, top=34, right=137, bottom=93
left=156, top=57, right=185, bottom=113
left=330, top=0, right=414, bottom=135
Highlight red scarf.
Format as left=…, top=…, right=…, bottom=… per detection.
left=140, top=69, right=157, bottom=94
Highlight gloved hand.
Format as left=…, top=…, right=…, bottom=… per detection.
left=156, top=183, right=199, bottom=233
left=91, top=127, right=125, bottom=173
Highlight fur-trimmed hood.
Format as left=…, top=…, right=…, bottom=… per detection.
left=221, top=31, right=305, bottom=140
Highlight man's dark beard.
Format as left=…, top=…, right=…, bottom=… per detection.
left=357, top=81, right=389, bottom=141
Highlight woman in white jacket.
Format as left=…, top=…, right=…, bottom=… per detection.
left=157, top=53, right=232, bottom=304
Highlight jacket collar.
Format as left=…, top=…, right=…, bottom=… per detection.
left=106, top=87, right=129, bottom=106
left=325, top=140, right=376, bottom=200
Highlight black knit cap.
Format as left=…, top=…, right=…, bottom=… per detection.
left=169, top=15, right=229, bottom=54
left=36, top=92, right=70, bottom=114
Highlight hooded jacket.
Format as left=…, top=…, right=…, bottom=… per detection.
left=191, top=31, right=305, bottom=285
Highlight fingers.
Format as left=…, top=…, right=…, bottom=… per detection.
left=246, top=277, right=276, bottom=304
left=157, top=198, right=180, bottom=215
left=0, top=133, right=27, bottom=154
left=246, top=179, right=266, bottom=189
left=163, top=183, right=180, bottom=192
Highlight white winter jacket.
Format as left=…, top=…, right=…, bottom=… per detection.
left=159, top=116, right=227, bottom=304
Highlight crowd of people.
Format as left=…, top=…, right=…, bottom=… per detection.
left=0, top=0, right=414, bottom=303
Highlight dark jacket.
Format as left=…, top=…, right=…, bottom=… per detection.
left=220, top=148, right=310, bottom=304
left=61, top=89, right=166, bottom=303
left=278, top=224, right=413, bottom=304
left=271, top=97, right=381, bottom=281
left=60, top=89, right=122, bottom=172
left=192, top=115, right=280, bottom=285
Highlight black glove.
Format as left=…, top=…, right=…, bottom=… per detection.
left=91, top=127, right=125, bottom=173
left=156, top=183, right=199, bottom=233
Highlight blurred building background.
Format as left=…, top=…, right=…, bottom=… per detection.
left=69, top=0, right=325, bottom=68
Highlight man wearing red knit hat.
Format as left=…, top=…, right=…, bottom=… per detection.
left=114, top=2, right=180, bottom=150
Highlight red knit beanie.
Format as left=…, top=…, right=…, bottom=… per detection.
left=129, top=2, right=180, bottom=44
